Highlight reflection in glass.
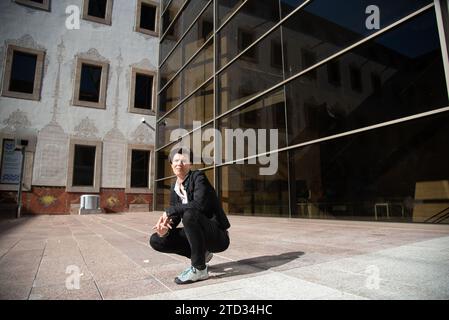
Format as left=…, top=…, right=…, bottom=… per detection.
left=218, top=29, right=283, bottom=114
left=160, top=40, right=212, bottom=117
left=157, top=108, right=180, bottom=147
left=218, top=89, right=287, bottom=163
left=285, top=10, right=449, bottom=146
left=160, top=3, right=213, bottom=88
left=217, top=0, right=280, bottom=68
left=290, top=112, right=449, bottom=223
left=158, top=81, right=213, bottom=147
left=181, top=81, right=213, bottom=132
left=219, top=152, right=289, bottom=217
left=282, top=0, right=432, bottom=77
left=182, top=40, right=213, bottom=97
left=217, top=0, right=245, bottom=27
left=159, top=75, right=181, bottom=116
left=156, top=177, right=175, bottom=210
left=160, top=0, right=210, bottom=62
left=161, top=0, right=185, bottom=34
left=157, top=129, right=212, bottom=179
left=280, top=0, right=307, bottom=17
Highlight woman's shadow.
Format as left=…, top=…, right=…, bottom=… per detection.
left=208, top=251, right=304, bottom=279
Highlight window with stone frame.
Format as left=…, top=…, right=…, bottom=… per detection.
left=131, top=149, right=150, bottom=188
left=126, top=145, right=152, bottom=193
left=73, top=58, right=109, bottom=109
left=1, top=45, right=45, bottom=101
left=83, top=0, right=113, bottom=25
left=15, top=0, right=50, bottom=11
left=67, top=139, right=102, bottom=193
left=136, top=0, right=159, bottom=36
left=129, top=68, right=156, bottom=115
left=72, top=145, right=96, bottom=187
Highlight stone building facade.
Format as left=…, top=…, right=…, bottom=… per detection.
left=0, top=0, right=159, bottom=215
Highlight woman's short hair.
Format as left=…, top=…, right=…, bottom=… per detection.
left=168, top=147, right=194, bottom=164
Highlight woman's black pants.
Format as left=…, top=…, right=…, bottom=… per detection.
left=149, top=209, right=230, bottom=268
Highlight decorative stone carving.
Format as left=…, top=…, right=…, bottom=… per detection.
left=102, top=140, right=126, bottom=188
left=5, top=35, right=49, bottom=77
left=113, top=51, right=123, bottom=128
left=51, top=39, right=65, bottom=123
left=1, top=109, right=31, bottom=133
left=32, top=122, right=69, bottom=186
left=130, top=123, right=154, bottom=145
left=77, top=48, right=109, bottom=63
left=104, top=127, right=125, bottom=141
left=73, top=117, right=100, bottom=139
left=6, top=34, right=45, bottom=52
left=103, top=126, right=126, bottom=189
left=101, top=51, right=127, bottom=188
left=131, top=58, right=155, bottom=70
left=71, top=48, right=112, bottom=83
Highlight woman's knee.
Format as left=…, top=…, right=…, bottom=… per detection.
left=182, top=209, right=199, bottom=226
left=149, top=232, right=165, bottom=251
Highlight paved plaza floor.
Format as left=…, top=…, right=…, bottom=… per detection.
left=0, top=212, right=448, bottom=300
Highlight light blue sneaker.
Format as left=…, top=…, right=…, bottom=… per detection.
left=175, top=266, right=209, bottom=284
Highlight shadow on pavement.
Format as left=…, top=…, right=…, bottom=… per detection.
left=208, top=251, right=305, bottom=279
left=0, top=215, right=37, bottom=237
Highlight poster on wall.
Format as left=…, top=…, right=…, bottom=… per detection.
left=0, top=139, right=23, bottom=185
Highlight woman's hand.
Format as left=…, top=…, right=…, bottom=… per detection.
left=152, top=212, right=172, bottom=237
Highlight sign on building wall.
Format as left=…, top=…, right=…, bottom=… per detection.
left=0, top=139, right=22, bottom=184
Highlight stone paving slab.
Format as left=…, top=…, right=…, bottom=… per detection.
left=0, top=212, right=448, bottom=300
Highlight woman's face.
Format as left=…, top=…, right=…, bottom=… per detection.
left=171, top=153, right=192, bottom=178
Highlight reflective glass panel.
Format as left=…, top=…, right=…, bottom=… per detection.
left=160, top=3, right=213, bottom=88
left=218, top=29, right=283, bottom=114
left=160, top=0, right=210, bottom=62
left=282, top=0, right=433, bottom=78
left=285, top=9, right=449, bottom=146
left=158, top=80, right=213, bottom=146
left=217, top=0, right=280, bottom=68
left=218, top=89, right=287, bottom=163
left=290, top=112, right=449, bottom=223
left=219, top=152, right=289, bottom=216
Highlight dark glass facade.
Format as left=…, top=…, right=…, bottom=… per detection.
left=156, top=0, right=449, bottom=223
